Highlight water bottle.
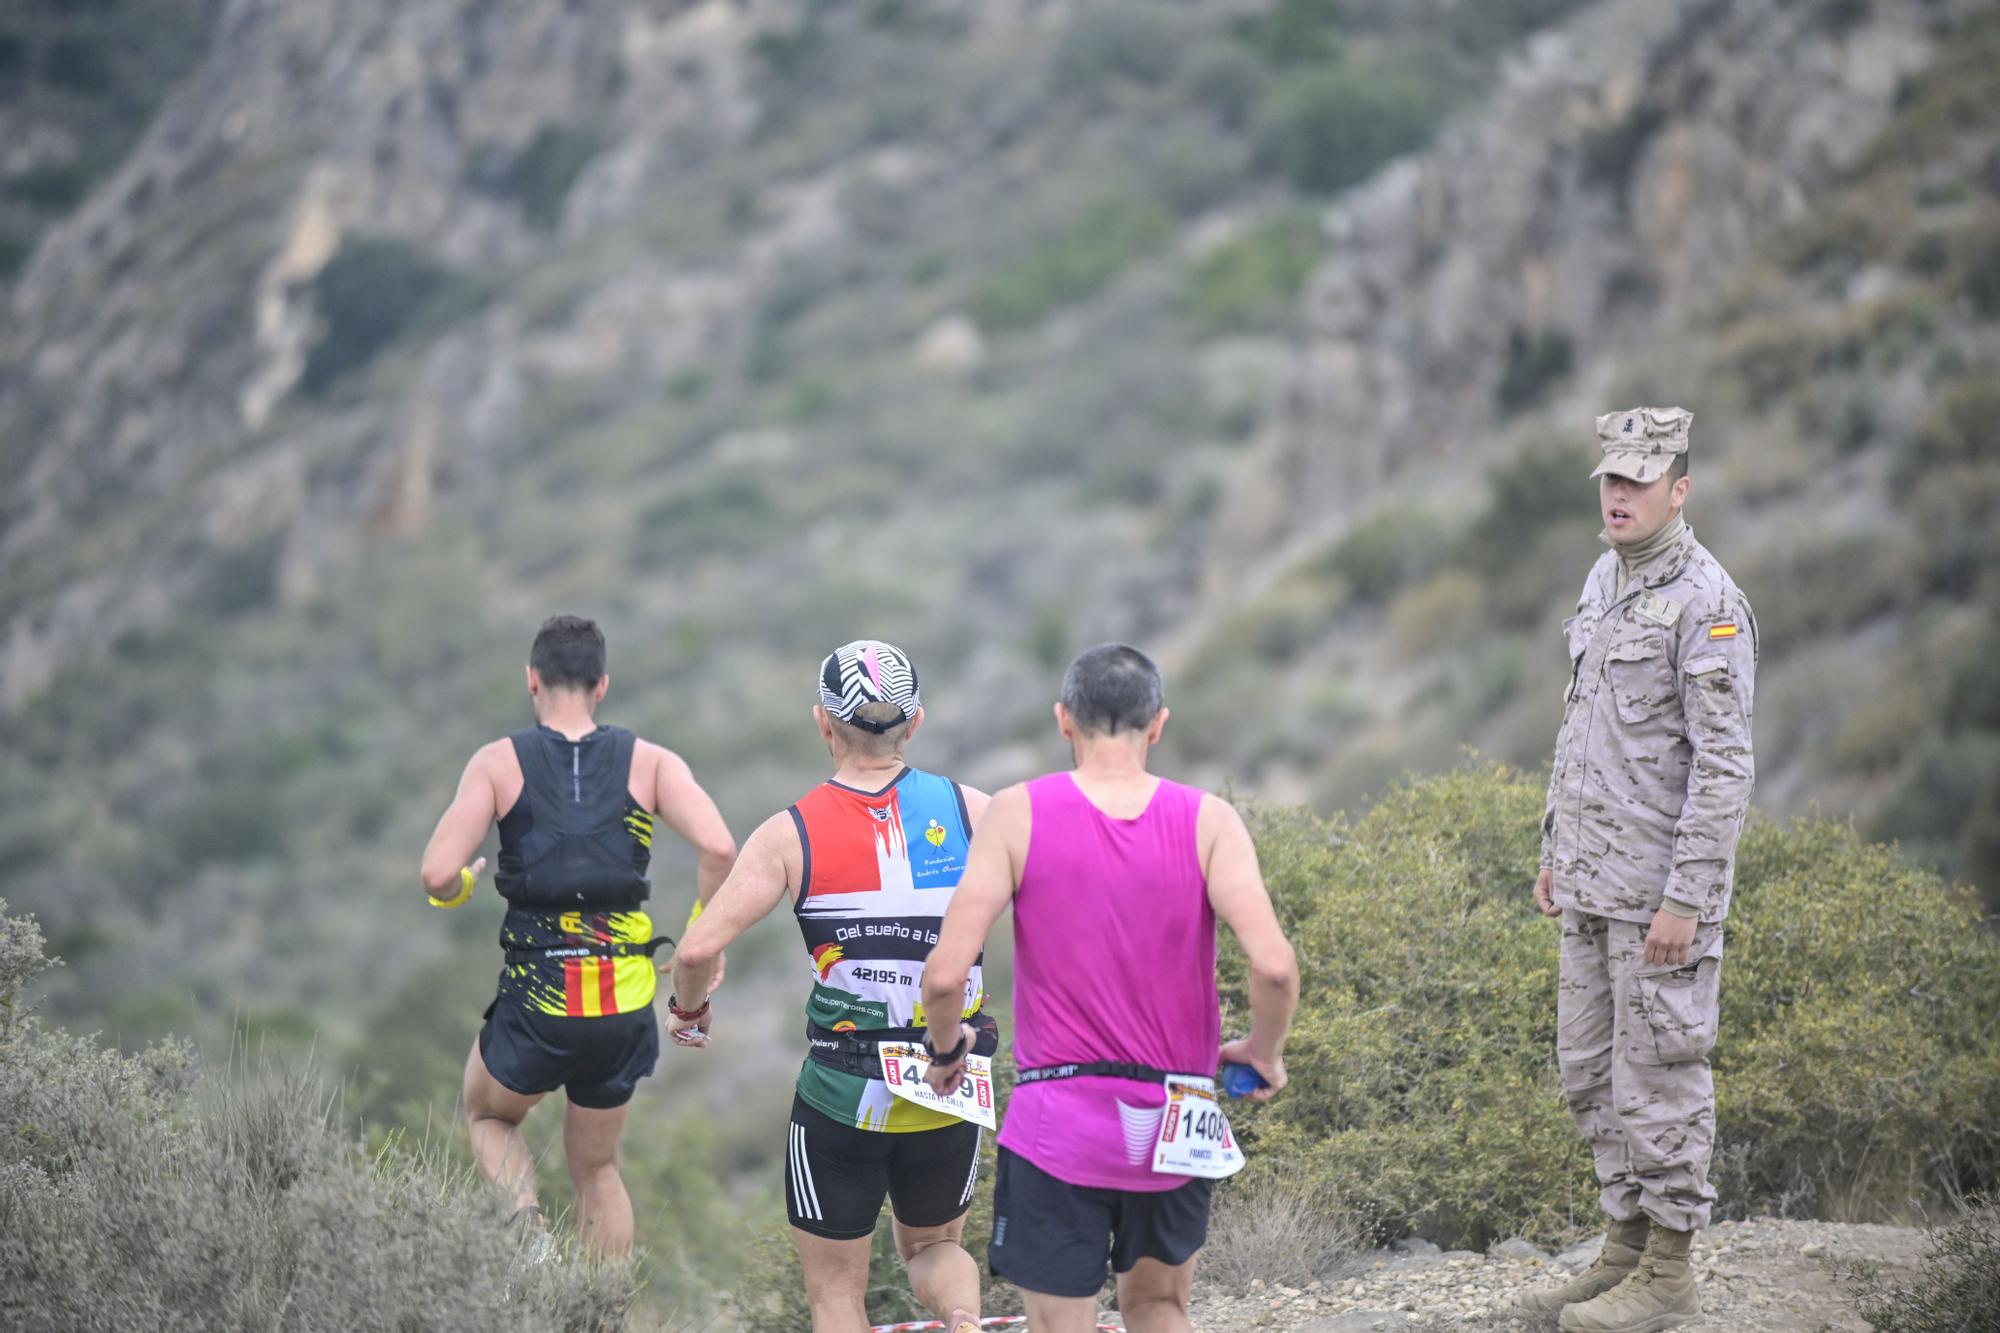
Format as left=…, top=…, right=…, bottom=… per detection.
left=1219, top=1061, right=1268, bottom=1098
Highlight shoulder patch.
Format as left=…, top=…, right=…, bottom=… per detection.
left=1635, top=591, right=1683, bottom=628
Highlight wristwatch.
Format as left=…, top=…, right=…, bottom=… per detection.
left=924, top=1028, right=968, bottom=1065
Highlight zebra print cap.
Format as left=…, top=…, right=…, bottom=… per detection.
left=817, top=640, right=921, bottom=733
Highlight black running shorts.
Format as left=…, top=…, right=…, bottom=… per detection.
left=987, top=1146, right=1214, bottom=1297
left=785, top=1094, right=983, bottom=1240
left=478, top=1002, right=659, bottom=1110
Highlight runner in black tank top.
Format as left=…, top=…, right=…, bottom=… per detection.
left=420, top=616, right=737, bottom=1258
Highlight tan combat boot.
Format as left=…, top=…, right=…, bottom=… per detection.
left=1557, top=1222, right=1699, bottom=1332
left=1505, top=1216, right=1649, bottom=1316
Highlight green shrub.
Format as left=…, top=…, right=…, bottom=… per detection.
left=300, top=238, right=479, bottom=396
left=1179, top=209, right=1321, bottom=334
left=1446, top=0, right=1595, bottom=55
left=500, top=121, right=603, bottom=230
left=1869, top=734, right=2000, bottom=878
left=1964, top=223, right=2000, bottom=317
left=1322, top=506, right=1447, bottom=604
left=46, top=35, right=114, bottom=94
left=1453, top=442, right=1597, bottom=583
left=1846, top=1206, right=2000, bottom=1332
left=1388, top=568, right=1482, bottom=658
left=1221, top=766, right=2000, bottom=1251
left=1255, top=64, right=1441, bottom=195
left=1740, top=530, right=1912, bottom=645
left=971, top=193, right=1176, bottom=332
left=1237, top=0, right=1343, bottom=67
left=0, top=900, right=633, bottom=1331
left=1051, top=5, right=1179, bottom=91
left=0, top=223, right=32, bottom=278
left=1900, top=376, right=2000, bottom=485
left=1186, top=41, right=1263, bottom=128
left=1496, top=326, right=1574, bottom=412
left=632, top=474, right=777, bottom=569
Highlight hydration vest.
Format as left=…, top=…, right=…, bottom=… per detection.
left=495, top=725, right=651, bottom=910
left=489, top=725, right=664, bottom=1018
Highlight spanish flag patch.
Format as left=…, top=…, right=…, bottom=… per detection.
left=1709, top=623, right=1738, bottom=639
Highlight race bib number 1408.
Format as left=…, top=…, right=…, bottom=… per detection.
left=1151, top=1075, right=1245, bottom=1179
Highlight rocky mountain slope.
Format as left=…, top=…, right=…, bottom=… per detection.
left=0, top=0, right=1994, bottom=1071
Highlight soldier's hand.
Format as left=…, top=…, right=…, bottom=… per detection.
left=1643, top=909, right=1697, bottom=966
left=1533, top=867, right=1560, bottom=918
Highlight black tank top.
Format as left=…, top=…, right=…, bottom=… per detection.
left=495, top=724, right=651, bottom=909
left=490, top=725, right=661, bottom=1018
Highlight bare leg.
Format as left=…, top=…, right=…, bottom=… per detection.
left=793, top=1228, right=874, bottom=1333
left=563, top=1098, right=635, bottom=1257
left=1115, top=1255, right=1196, bottom=1333
left=1022, top=1289, right=1101, bottom=1333
left=462, top=1037, right=543, bottom=1215
left=894, top=1214, right=980, bottom=1328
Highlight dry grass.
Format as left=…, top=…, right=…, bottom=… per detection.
left=0, top=898, right=639, bottom=1333
left=1200, top=1176, right=1367, bottom=1292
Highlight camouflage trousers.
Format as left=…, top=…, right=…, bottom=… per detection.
left=1556, top=909, right=1723, bottom=1232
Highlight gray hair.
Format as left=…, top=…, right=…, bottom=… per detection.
left=1060, top=644, right=1164, bottom=736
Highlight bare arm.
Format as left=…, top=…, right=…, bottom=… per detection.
left=921, top=784, right=1027, bottom=1090
left=958, top=783, right=993, bottom=827
left=419, top=745, right=501, bottom=900
left=648, top=743, right=738, bottom=906
left=666, top=812, right=795, bottom=1045
left=1202, top=793, right=1298, bottom=1100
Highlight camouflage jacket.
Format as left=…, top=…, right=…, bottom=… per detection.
left=1541, top=525, right=1758, bottom=922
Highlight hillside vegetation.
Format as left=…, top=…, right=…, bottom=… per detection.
left=1223, top=766, right=2000, bottom=1252
left=9, top=766, right=1996, bottom=1329
left=0, top=900, right=632, bottom=1332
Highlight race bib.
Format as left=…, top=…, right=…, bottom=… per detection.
left=877, top=1043, right=997, bottom=1130
left=1151, top=1075, right=1245, bottom=1179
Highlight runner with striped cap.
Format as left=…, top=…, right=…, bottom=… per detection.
left=671, top=639, right=994, bottom=1333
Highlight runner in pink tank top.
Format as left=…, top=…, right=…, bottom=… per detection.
left=1000, top=771, right=1218, bottom=1191
left=918, top=645, right=1300, bottom=1332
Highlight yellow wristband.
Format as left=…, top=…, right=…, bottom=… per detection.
left=429, top=866, right=475, bottom=910
left=686, top=898, right=704, bottom=934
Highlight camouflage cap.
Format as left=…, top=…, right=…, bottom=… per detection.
left=1592, top=406, right=1692, bottom=484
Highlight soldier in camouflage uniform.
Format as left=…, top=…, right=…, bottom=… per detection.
left=1511, top=408, right=1758, bottom=1333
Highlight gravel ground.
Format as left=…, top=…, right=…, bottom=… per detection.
left=1086, top=1219, right=1924, bottom=1331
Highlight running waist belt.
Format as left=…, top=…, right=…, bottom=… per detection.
left=503, top=935, right=672, bottom=967
left=1014, top=1060, right=1210, bottom=1085
left=806, top=1012, right=999, bottom=1080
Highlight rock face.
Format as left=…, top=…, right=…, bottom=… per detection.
left=1207, top=0, right=1939, bottom=589
left=0, top=0, right=774, bottom=701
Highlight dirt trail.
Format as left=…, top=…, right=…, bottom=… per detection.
left=1101, top=1219, right=1922, bottom=1331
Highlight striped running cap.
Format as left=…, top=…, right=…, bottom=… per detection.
left=817, top=640, right=921, bottom=733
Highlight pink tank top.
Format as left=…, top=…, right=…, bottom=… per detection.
left=997, top=771, right=1218, bottom=1191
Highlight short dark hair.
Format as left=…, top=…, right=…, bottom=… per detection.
left=830, top=701, right=913, bottom=758
left=1060, top=644, right=1164, bottom=736
left=1667, top=452, right=1689, bottom=484
left=530, top=615, right=606, bottom=691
